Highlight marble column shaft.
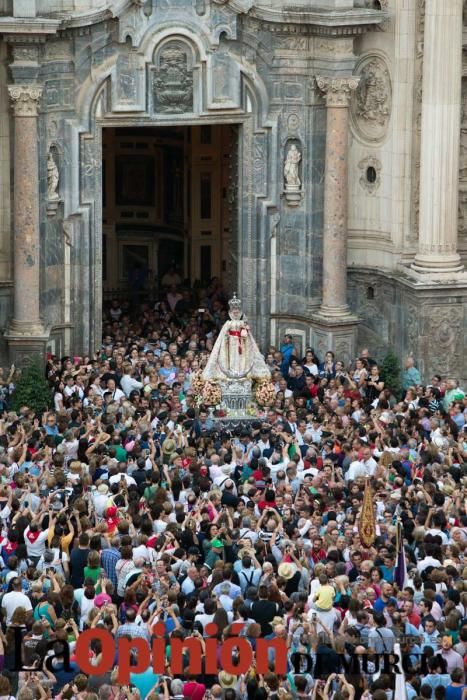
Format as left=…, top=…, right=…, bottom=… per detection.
left=317, top=76, right=359, bottom=316
left=8, top=84, right=43, bottom=331
left=413, top=0, right=463, bottom=272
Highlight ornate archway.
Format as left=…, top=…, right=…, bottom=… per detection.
left=61, top=17, right=277, bottom=355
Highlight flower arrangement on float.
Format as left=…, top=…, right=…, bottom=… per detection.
left=201, top=381, right=222, bottom=407
left=190, top=370, right=205, bottom=395
left=254, top=379, right=276, bottom=407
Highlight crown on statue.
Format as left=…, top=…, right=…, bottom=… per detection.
left=228, top=293, right=242, bottom=312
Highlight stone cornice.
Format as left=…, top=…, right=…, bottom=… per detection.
left=316, top=75, right=359, bottom=106
left=8, top=84, right=43, bottom=117
left=248, top=6, right=386, bottom=34
left=0, top=18, right=60, bottom=35
left=0, top=1, right=386, bottom=36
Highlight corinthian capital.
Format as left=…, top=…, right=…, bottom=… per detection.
left=316, top=76, right=359, bottom=107
left=8, top=85, right=43, bottom=117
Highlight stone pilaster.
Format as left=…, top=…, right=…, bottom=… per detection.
left=412, top=0, right=464, bottom=274
left=5, top=84, right=48, bottom=365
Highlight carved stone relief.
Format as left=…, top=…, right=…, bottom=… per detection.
left=406, top=304, right=419, bottom=355
left=287, top=113, right=300, bottom=132
left=425, top=307, right=463, bottom=375
left=351, top=55, right=392, bottom=143
left=12, top=46, right=38, bottom=62
left=153, top=42, right=193, bottom=114
left=276, top=36, right=308, bottom=52
left=358, top=155, right=382, bottom=195
left=116, top=52, right=139, bottom=106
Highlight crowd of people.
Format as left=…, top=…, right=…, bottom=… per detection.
left=0, top=279, right=465, bottom=700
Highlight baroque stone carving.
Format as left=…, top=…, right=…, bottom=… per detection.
left=47, top=151, right=59, bottom=201
left=407, top=304, right=419, bottom=354
left=426, top=307, right=463, bottom=375
left=270, top=212, right=280, bottom=239
left=12, top=46, right=38, bottom=62
left=284, top=144, right=302, bottom=207
left=284, top=144, right=301, bottom=187
left=8, top=85, right=43, bottom=117
left=153, top=43, right=193, bottom=114
left=316, top=76, right=360, bottom=107
left=351, top=56, right=392, bottom=142
left=287, top=113, right=300, bottom=131
left=358, top=155, right=382, bottom=195
left=47, top=149, right=61, bottom=217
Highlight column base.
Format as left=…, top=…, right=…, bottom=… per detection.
left=311, top=312, right=359, bottom=366
left=318, top=304, right=354, bottom=318
left=4, top=320, right=50, bottom=367
left=411, top=253, right=464, bottom=275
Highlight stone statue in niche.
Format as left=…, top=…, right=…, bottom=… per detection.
left=47, top=151, right=59, bottom=201
left=284, top=144, right=301, bottom=188
left=284, top=144, right=302, bottom=207
left=154, top=43, right=193, bottom=113
left=46, top=149, right=61, bottom=217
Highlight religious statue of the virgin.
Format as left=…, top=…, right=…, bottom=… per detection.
left=202, top=294, right=271, bottom=382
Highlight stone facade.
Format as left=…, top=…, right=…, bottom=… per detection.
left=0, top=0, right=466, bottom=381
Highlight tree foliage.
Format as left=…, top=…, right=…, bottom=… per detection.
left=11, top=360, right=51, bottom=415
left=381, top=350, right=402, bottom=397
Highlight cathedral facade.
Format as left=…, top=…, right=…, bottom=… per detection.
left=0, top=0, right=466, bottom=380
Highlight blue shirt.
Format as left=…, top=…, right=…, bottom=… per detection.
left=373, top=596, right=397, bottom=613
left=130, top=668, right=159, bottom=698
left=421, top=673, right=451, bottom=698
left=101, top=547, right=121, bottom=587
left=446, top=685, right=466, bottom=700
left=380, top=565, right=395, bottom=583
left=402, top=366, right=421, bottom=390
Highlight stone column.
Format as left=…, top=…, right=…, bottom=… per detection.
left=412, top=0, right=464, bottom=273
left=5, top=84, right=48, bottom=363
left=316, top=76, right=359, bottom=316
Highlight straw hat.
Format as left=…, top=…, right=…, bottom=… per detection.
left=219, top=672, right=237, bottom=689
left=162, top=438, right=176, bottom=453
left=278, top=563, right=294, bottom=580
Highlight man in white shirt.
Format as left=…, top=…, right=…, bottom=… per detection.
left=92, top=483, right=110, bottom=517
left=361, top=447, right=377, bottom=477
left=345, top=460, right=366, bottom=482
left=277, top=379, right=293, bottom=400
left=105, top=378, right=125, bottom=403
left=308, top=420, right=323, bottom=445
left=417, top=553, right=442, bottom=574
left=181, top=567, right=198, bottom=595
left=120, top=365, right=143, bottom=397
left=109, top=472, right=136, bottom=487
left=24, top=523, right=49, bottom=562
left=2, top=578, right=32, bottom=624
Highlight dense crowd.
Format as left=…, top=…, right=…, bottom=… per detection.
left=0, top=278, right=465, bottom=700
